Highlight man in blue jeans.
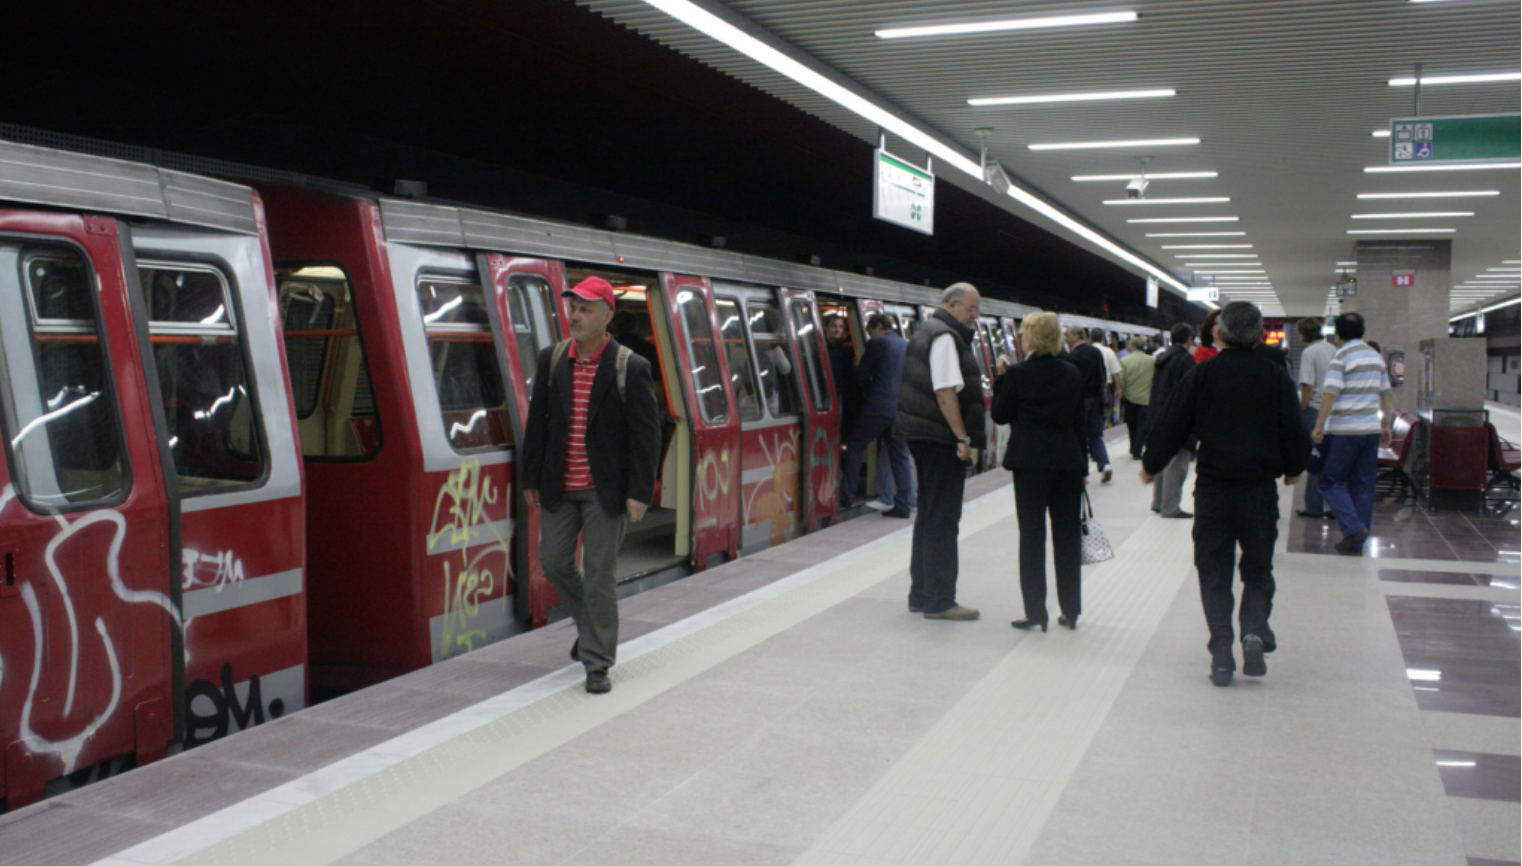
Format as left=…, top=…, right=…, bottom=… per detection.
left=1312, top=313, right=1393, bottom=555
left=1295, top=317, right=1338, bottom=518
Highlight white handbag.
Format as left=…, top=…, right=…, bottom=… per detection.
left=1079, top=491, right=1115, bottom=565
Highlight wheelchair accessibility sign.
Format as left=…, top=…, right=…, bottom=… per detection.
left=1389, top=114, right=1520, bottom=165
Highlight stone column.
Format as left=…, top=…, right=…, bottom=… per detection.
left=1346, top=239, right=1451, bottom=414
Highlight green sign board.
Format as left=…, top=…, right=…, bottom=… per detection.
left=1388, top=113, right=1520, bottom=165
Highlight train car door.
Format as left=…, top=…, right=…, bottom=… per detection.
left=127, top=213, right=307, bottom=748
left=1000, top=317, right=1024, bottom=362
left=0, top=211, right=175, bottom=807
left=780, top=289, right=838, bottom=532
left=658, top=274, right=739, bottom=569
left=971, top=318, right=999, bottom=472
left=478, top=253, right=564, bottom=626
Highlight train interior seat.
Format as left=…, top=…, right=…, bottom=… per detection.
left=277, top=267, right=383, bottom=460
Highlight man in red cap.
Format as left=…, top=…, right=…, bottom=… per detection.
left=522, top=276, right=663, bottom=694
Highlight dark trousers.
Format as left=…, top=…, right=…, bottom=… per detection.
left=907, top=440, right=965, bottom=614
left=1012, top=469, right=1084, bottom=622
left=841, top=414, right=913, bottom=511
left=1123, top=401, right=1148, bottom=458
left=1301, top=407, right=1326, bottom=514
left=540, top=490, right=628, bottom=674
left=1319, top=433, right=1379, bottom=537
left=1084, top=397, right=1111, bottom=470
left=1193, top=483, right=1279, bottom=668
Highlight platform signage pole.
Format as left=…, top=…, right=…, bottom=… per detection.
left=873, top=148, right=934, bottom=235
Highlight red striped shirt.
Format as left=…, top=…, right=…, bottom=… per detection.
left=564, top=335, right=610, bottom=490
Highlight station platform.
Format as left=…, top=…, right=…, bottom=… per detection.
left=4, top=430, right=1518, bottom=866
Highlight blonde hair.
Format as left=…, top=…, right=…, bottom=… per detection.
left=1021, top=312, right=1062, bottom=357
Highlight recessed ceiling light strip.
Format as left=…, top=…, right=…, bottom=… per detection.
left=1366, top=163, right=1521, bottom=173
left=970, top=89, right=1173, bottom=107
left=1350, top=212, right=1475, bottom=218
left=1073, top=172, right=1218, bottom=181
left=1128, top=217, right=1239, bottom=223
left=1030, top=138, right=1200, bottom=151
left=1389, top=71, right=1521, bottom=86
left=1104, top=197, right=1230, bottom=205
left=877, top=11, right=1138, bottom=40
left=1145, top=232, right=1246, bottom=237
left=1357, top=191, right=1498, bottom=199
left=1347, top=228, right=1457, bottom=234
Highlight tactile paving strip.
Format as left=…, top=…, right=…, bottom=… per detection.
left=93, top=490, right=1020, bottom=866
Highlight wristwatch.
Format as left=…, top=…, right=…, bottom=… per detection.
left=957, top=436, right=971, bottom=445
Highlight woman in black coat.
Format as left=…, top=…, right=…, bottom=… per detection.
left=990, top=312, right=1089, bottom=631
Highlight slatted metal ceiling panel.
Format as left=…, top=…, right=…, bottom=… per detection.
left=578, top=0, right=1520, bottom=316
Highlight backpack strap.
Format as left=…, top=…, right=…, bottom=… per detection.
left=550, top=338, right=571, bottom=374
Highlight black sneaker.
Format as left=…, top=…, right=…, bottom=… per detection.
left=1210, top=667, right=1234, bottom=687
left=1242, top=635, right=1267, bottom=677
left=882, top=507, right=912, bottom=518
left=570, top=639, right=580, bottom=663
left=585, top=671, right=611, bottom=694
left=1335, top=530, right=1369, bottom=555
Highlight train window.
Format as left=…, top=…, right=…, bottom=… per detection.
left=506, top=274, right=558, bottom=390
left=787, top=299, right=830, bottom=412
left=674, top=289, right=728, bottom=424
left=973, top=324, right=993, bottom=392
left=416, top=277, right=511, bottom=452
left=278, top=266, right=382, bottom=459
left=141, top=262, right=266, bottom=489
left=716, top=298, right=761, bottom=422
left=748, top=305, right=800, bottom=418
left=0, top=243, right=128, bottom=509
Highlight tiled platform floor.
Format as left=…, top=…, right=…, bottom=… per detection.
left=1289, top=499, right=1520, bottom=563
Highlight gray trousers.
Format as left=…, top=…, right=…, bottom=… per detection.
left=1152, top=450, right=1192, bottom=517
left=539, top=489, right=628, bottom=674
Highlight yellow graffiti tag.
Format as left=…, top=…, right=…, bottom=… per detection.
left=428, top=459, right=512, bottom=660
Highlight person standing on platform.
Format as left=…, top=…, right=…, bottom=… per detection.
left=825, top=313, right=862, bottom=447
left=522, top=276, right=663, bottom=695
left=1146, top=323, right=1198, bottom=519
left=1143, top=302, right=1309, bottom=687
left=1296, top=317, right=1338, bottom=519
left=992, top=312, right=1089, bottom=633
left=1118, top=337, right=1154, bottom=460
left=1063, top=326, right=1112, bottom=483
left=1148, top=333, right=1165, bottom=355
left=895, top=283, right=986, bottom=621
left=1193, top=309, right=1221, bottom=364
left=842, top=313, right=914, bottom=517
left=1092, top=328, right=1123, bottom=426
left=1311, top=313, right=1394, bottom=555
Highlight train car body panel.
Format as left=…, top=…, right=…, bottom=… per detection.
left=779, top=289, right=839, bottom=533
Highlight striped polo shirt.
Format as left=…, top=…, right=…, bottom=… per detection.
left=564, top=334, right=610, bottom=490
left=1322, top=339, right=1391, bottom=435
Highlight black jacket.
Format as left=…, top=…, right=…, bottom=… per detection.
left=1065, top=342, right=1105, bottom=399
left=1142, top=347, right=1310, bottom=488
left=521, top=339, right=663, bottom=515
left=1146, top=344, right=1195, bottom=440
left=991, top=354, right=1089, bottom=474
left=894, top=309, right=987, bottom=448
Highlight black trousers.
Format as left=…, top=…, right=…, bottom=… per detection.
left=1192, top=483, right=1279, bottom=668
left=907, top=440, right=965, bottom=613
left=1123, top=401, right=1148, bottom=458
left=1012, top=469, right=1084, bottom=622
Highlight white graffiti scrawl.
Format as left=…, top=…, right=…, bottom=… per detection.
left=0, top=484, right=180, bottom=773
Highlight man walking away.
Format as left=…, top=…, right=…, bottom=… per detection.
left=1063, top=326, right=1112, bottom=483
left=1295, top=317, right=1338, bottom=519
left=1311, top=313, right=1393, bottom=555
left=1145, top=324, right=1197, bottom=518
left=842, top=313, right=914, bottom=517
left=522, top=277, right=663, bottom=694
left=1143, top=302, right=1309, bottom=687
left=1118, top=337, right=1154, bottom=460
left=895, top=283, right=986, bottom=621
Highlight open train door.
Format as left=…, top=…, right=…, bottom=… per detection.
left=779, top=289, right=839, bottom=532
left=478, top=253, right=565, bottom=626
left=657, top=273, right=739, bottom=569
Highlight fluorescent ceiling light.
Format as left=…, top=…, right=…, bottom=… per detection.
left=1351, top=212, right=1474, bottom=219
left=1366, top=163, right=1522, bottom=172
left=1358, top=191, right=1498, bottom=199
left=1487, top=267, right=1522, bottom=272
left=1128, top=217, right=1239, bottom=223
left=1336, top=261, right=1357, bottom=265
left=1506, top=261, right=1521, bottom=264
left=1160, top=244, right=1253, bottom=249
left=1145, top=231, right=1246, bottom=237
left=1347, top=228, right=1457, bottom=234
left=1390, top=71, right=1521, bottom=86
left=1104, top=197, right=1230, bottom=205
left=1174, top=254, right=1259, bottom=259
left=877, top=11, right=1138, bottom=39
left=971, top=88, right=1173, bottom=107
left=1192, top=270, right=1266, bottom=274
left=1073, top=172, right=1217, bottom=181
left=633, top=0, right=1186, bottom=293
left=1372, top=130, right=1391, bottom=138
left=1031, top=137, right=1199, bottom=151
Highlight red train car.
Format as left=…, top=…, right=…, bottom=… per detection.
left=0, top=142, right=305, bottom=809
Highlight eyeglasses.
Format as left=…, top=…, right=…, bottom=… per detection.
left=955, top=299, right=981, bottom=315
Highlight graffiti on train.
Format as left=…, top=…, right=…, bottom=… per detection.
left=181, top=548, right=247, bottom=591
left=0, top=485, right=179, bottom=773
left=185, top=663, right=286, bottom=747
left=746, top=429, right=800, bottom=547
left=427, top=459, right=512, bottom=661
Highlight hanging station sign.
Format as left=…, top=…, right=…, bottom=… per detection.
left=1388, top=113, right=1521, bottom=165
left=873, top=148, right=934, bottom=235
left=1146, top=275, right=1159, bottom=309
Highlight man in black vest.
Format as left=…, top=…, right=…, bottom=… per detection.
left=895, top=283, right=986, bottom=621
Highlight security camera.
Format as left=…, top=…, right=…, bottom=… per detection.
left=1126, top=177, right=1149, bottom=199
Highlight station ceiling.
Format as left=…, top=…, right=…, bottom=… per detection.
left=579, top=0, right=1522, bottom=317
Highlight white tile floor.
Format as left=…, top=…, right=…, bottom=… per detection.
left=61, top=449, right=1522, bottom=866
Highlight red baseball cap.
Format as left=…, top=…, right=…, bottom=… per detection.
left=563, top=276, right=616, bottom=308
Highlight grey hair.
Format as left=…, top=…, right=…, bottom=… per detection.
left=1217, top=301, right=1264, bottom=349
left=1128, top=336, right=1144, bottom=350
left=941, top=282, right=977, bottom=306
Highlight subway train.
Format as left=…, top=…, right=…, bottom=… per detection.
left=0, top=138, right=1160, bottom=809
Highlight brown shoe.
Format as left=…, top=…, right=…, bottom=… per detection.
left=924, top=604, right=980, bottom=621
